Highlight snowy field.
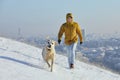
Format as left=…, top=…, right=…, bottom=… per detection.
left=0, top=37, right=120, bottom=80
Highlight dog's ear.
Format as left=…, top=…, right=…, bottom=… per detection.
left=54, top=41, right=58, bottom=46
left=46, top=36, right=50, bottom=41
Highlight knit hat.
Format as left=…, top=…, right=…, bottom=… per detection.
left=66, top=13, right=73, bottom=19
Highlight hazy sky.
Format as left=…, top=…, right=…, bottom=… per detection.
left=0, top=0, right=120, bottom=37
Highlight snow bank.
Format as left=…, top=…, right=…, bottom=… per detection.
left=0, top=37, right=120, bottom=80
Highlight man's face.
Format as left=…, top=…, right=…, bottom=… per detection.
left=67, top=17, right=72, bottom=23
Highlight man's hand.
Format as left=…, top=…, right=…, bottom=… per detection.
left=80, top=42, right=83, bottom=45
left=58, top=39, right=61, bottom=44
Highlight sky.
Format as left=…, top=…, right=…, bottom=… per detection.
left=0, top=0, right=120, bottom=37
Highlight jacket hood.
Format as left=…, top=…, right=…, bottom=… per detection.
left=66, top=13, right=73, bottom=19
left=66, top=13, right=73, bottom=23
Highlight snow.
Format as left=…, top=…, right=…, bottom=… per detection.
left=0, top=37, right=120, bottom=80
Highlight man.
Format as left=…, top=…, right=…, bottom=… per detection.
left=58, top=13, right=83, bottom=69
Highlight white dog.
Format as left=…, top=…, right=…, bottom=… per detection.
left=42, top=40, right=57, bottom=72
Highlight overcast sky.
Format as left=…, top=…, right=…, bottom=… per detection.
left=0, top=0, right=120, bottom=37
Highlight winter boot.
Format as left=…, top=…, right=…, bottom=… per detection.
left=70, top=64, right=74, bottom=69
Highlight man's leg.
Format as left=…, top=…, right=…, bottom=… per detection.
left=66, top=45, right=71, bottom=67
left=66, top=43, right=77, bottom=68
left=71, top=43, right=77, bottom=65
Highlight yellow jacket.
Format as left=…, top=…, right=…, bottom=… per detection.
left=58, top=22, right=83, bottom=45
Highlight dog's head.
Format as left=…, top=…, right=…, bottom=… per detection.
left=46, top=40, right=57, bottom=50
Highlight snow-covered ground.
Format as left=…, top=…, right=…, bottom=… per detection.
left=0, top=37, right=120, bottom=80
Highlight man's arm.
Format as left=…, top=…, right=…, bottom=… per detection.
left=58, top=25, right=65, bottom=40
left=76, top=23, right=83, bottom=43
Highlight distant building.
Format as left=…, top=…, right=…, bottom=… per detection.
left=82, top=29, right=85, bottom=41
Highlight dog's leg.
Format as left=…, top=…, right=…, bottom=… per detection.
left=45, top=56, right=51, bottom=68
left=51, top=59, right=54, bottom=72
left=46, top=61, right=51, bottom=68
